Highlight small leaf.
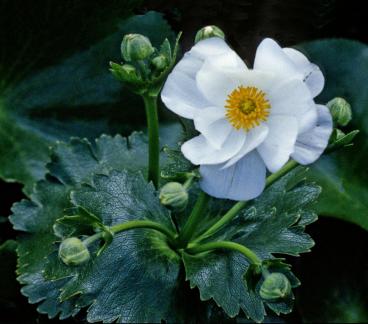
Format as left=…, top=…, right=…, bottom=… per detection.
left=53, top=207, right=103, bottom=239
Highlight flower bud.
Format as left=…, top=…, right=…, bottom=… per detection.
left=151, top=55, right=169, bottom=71
left=195, top=25, right=225, bottom=43
left=58, top=237, right=90, bottom=266
left=327, top=97, right=352, bottom=127
left=259, top=273, right=291, bottom=300
left=159, top=182, right=188, bottom=211
left=121, top=34, right=154, bottom=62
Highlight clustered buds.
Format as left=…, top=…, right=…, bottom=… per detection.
left=110, top=32, right=181, bottom=96
left=195, top=25, right=225, bottom=43
left=159, top=182, right=188, bottom=211
left=259, top=272, right=292, bottom=300
left=58, top=237, right=90, bottom=266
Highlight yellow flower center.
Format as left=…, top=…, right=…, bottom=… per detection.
left=225, top=86, right=271, bottom=131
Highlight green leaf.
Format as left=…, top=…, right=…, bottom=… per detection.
left=60, top=171, right=180, bottom=322
left=53, top=207, right=103, bottom=239
left=297, top=39, right=368, bottom=230
left=161, top=145, right=194, bottom=181
left=183, top=168, right=320, bottom=322
left=10, top=132, right=191, bottom=322
left=0, top=11, right=176, bottom=193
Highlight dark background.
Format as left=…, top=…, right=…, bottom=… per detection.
left=1, top=0, right=367, bottom=322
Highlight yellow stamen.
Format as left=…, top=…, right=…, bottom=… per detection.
left=225, top=86, right=271, bottom=131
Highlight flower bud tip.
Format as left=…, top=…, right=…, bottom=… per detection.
left=195, top=25, right=225, bottom=43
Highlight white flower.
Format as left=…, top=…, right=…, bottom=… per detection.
left=161, top=37, right=332, bottom=201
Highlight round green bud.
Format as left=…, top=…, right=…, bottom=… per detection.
left=159, top=182, right=188, bottom=211
left=58, top=237, right=90, bottom=266
left=121, top=34, right=154, bottom=62
left=195, top=25, right=225, bottom=43
left=151, top=55, right=169, bottom=71
left=259, top=273, right=291, bottom=300
left=327, top=97, right=352, bottom=127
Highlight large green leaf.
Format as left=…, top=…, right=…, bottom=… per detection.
left=0, top=11, right=175, bottom=193
left=10, top=131, right=229, bottom=323
left=297, top=39, right=368, bottom=230
left=183, top=168, right=319, bottom=322
left=10, top=132, right=183, bottom=322
left=10, top=131, right=321, bottom=322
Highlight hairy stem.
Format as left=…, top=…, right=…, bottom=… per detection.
left=143, top=94, right=160, bottom=188
left=192, top=160, right=299, bottom=243
left=187, top=241, right=261, bottom=265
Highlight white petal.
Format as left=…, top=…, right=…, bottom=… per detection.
left=195, top=52, right=247, bottom=107
left=283, top=47, right=325, bottom=97
left=268, top=78, right=317, bottom=132
left=161, top=37, right=235, bottom=119
left=194, top=107, right=231, bottom=149
left=161, top=70, right=210, bottom=119
left=196, top=60, right=274, bottom=108
left=200, top=151, right=266, bottom=201
left=254, top=38, right=300, bottom=79
left=222, top=124, right=269, bottom=168
left=176, top=37, right=238, bottom=78
left=257, top=116, right=298, bottom=172
left=297, top=106, right=318, bottom=134
left=181, top=129, right=246, bottom=165
left=269, top=78, right=313, bottom=114
left=292, top=105, right=333, bottom=165
left=191, top=37, right=238, bottom=61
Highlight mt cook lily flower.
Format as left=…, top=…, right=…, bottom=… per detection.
left=161, top=37, right=333, bottom=201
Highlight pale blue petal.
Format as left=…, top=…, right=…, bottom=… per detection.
left=200, top=151, right=266, bottom=201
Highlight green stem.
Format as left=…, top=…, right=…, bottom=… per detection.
left=142, top=94, right=160, bottom=188
left=265, top=159, right=299, bottom=187
left=187, top=241, right=261, bottom=265
left=192, top=160, right=299, bottom=243
left=83, top=232, right=104, bottom=246
left=182, top=173, right=195, bottom=190
left=110, top=220, right=177, bottom=243
left=83, top=220, right=177, bottom=246
left=177, top=191, right=210, bottom=247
